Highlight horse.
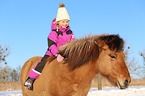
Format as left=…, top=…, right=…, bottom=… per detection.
left=21, top=34, right=131, bottom=96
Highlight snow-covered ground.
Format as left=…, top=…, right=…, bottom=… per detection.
left=0, top=86, right=145, bottom=96
left=88, top=86, right=145, bottom=96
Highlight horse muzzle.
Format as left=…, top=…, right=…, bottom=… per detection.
left=117, top=79, right=131, bottom=89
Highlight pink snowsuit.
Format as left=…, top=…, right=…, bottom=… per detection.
left=28, top=19, right=75, bottom=79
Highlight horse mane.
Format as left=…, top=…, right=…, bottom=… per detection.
left=50, top=34, right=124, bottom=71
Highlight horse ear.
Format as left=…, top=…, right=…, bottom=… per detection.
left=96, top=40, right=108, bottom=49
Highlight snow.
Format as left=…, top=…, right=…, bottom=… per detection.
left=88, top=86, right=145, bottom=96
left=0, top=86, right=145, bottom=96
left=0, top=91, right=22, bottom=96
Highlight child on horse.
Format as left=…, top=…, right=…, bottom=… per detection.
left=24, top=3, right=75, bottom=91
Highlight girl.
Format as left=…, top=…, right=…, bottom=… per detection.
left=24, top=3, right=75, bottom=91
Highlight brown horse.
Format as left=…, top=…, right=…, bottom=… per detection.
left=21, top=34, right=131, bottom=96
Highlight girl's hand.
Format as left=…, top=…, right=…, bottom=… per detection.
left=57, top=54, right=64, bottom=62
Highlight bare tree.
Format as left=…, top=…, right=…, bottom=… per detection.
left=124, top=47, right=141, bottom=78
left=10, top=66, right=22, bottom=82
left=0, top=65, right=11, bottom=82
left=10, top=69, right=18, bottom=81
left=0, top=45, right=9, bottom=64
left=140, top=50, right=145, bottom=78
left=16, top=65, right=22, bottom=82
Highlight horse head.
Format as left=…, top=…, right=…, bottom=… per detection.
left=59, top=34, right=131, bottom=89
left=95, top=35, right=131, bottom=89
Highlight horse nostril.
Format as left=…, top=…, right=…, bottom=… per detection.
left=124, top=79, right=129, bottom=86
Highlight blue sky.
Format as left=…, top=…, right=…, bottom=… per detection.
left=0, top=0, right=145, bottom=74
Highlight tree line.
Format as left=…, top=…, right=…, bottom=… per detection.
left=0, top=65, right=21, bottom=82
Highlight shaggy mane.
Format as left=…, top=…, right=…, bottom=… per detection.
left=52, top=34, right=124, bottom=71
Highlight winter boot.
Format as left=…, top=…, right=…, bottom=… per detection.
left=24, top=77, right=36, bottom=91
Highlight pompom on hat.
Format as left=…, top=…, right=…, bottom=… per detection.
left=56, top=3, right=70, bottom=22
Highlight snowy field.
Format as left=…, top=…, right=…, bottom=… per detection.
left=88, top=86, right=145, bottom=96
left=0, top=86, right=145, bottom=96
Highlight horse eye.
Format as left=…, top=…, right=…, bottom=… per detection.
left=110, top=55, right=116, bottom=59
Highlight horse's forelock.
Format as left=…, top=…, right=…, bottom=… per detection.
left=98, top=35, right=124, bottom=52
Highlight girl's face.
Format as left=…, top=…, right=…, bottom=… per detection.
left=58, top=19, right=69, bottom=28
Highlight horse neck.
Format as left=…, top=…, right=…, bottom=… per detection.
left=69, top=61, right=99, bottom=82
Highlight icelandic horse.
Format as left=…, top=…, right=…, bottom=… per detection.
left=21, top=34, right=131, bottom=96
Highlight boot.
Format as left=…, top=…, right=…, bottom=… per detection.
left=24, top=77, right=35, bottom=91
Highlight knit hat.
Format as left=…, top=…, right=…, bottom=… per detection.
left=56, top=3, right=70, bottom=21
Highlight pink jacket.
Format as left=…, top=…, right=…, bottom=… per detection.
left=45, top=19, right=75, bottom=56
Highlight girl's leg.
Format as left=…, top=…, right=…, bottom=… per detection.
left=28, top=55, right=50, bottom=79
left=24, top=55, right=50, bottom=90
